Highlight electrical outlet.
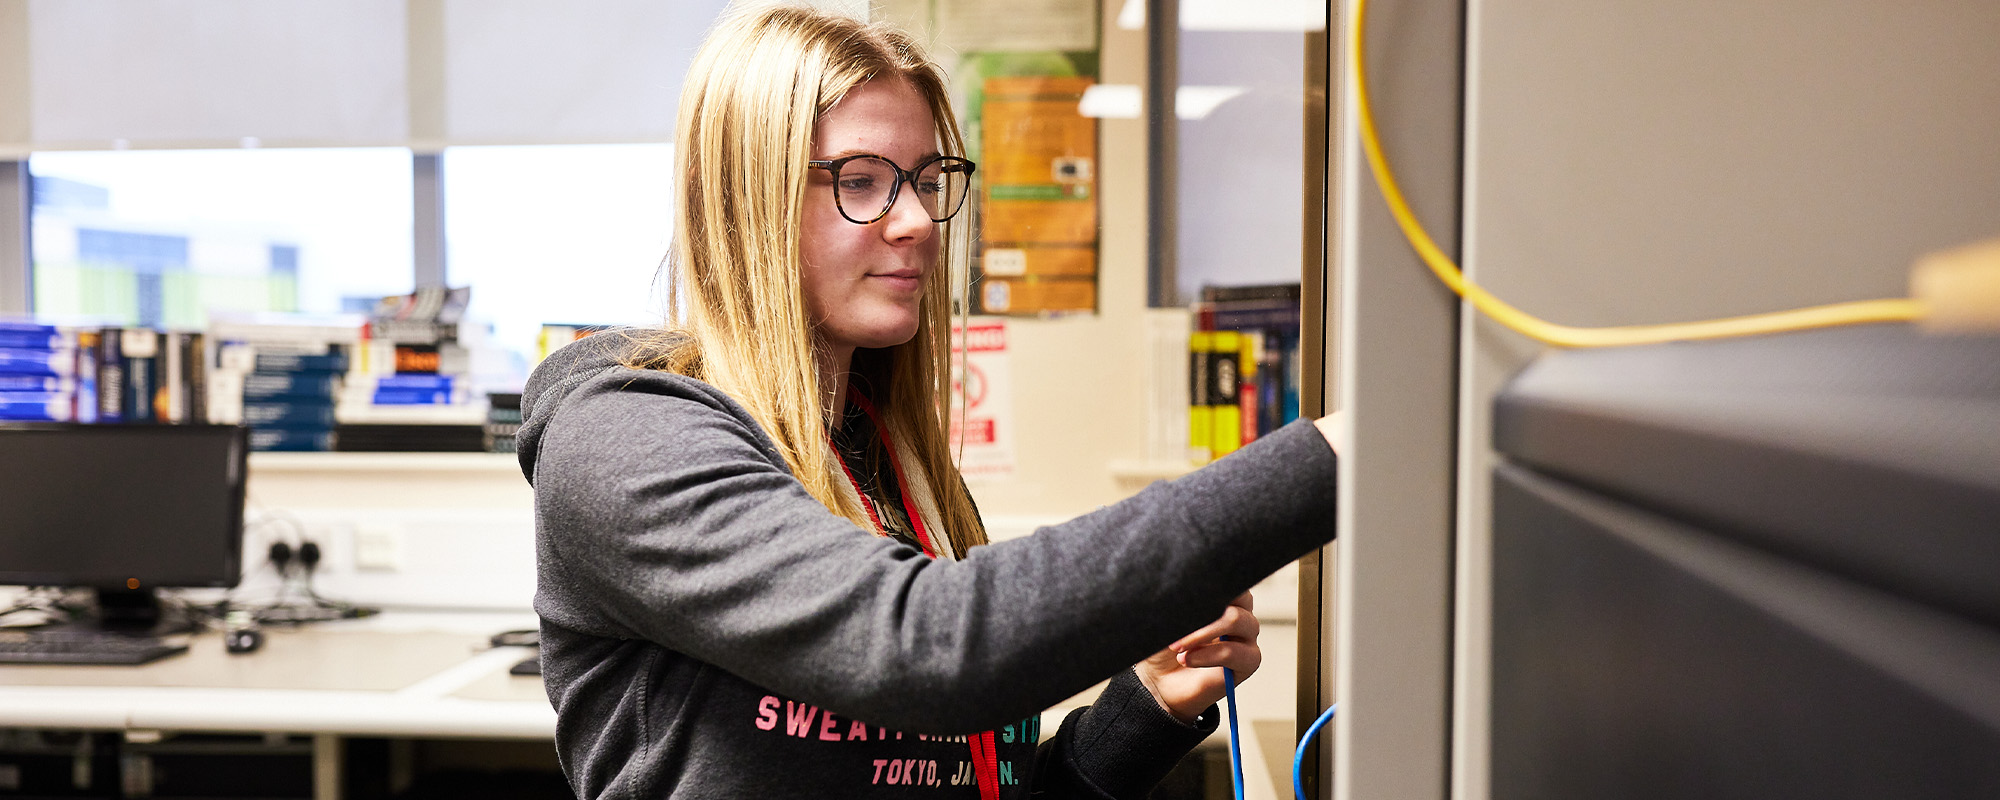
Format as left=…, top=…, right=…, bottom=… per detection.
left=353, top=525, right=405, bottom=572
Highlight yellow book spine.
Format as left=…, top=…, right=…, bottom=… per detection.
left=1188, top=331, right=1214, bottom=463
left=1210, top=330, right=1242, bottom=457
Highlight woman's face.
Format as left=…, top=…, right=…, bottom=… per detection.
left=801, top=78, right=940, bottom=356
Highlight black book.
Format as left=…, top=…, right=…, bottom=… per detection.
left=1199, top=283, right=1302, bottom=304
left=120, top=329, right=160, bottom=423
left=179, top=332, right=208, bottom=424
left=95, top=326, right=125, bottom=423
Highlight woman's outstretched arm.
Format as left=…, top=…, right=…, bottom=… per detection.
left=529, top=367, right=1341, bottom=734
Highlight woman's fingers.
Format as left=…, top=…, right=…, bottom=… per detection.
left=1174, top=640, right=1262, bottom=674
left=1315, top=409, right=1347, bottom=455
left=1134, top=594, right=1268, bottom=721
left=1168, top=596, right=1261, bottom=654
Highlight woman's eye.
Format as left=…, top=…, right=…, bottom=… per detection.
left=838, top=176, right=877, bottom=194
left=914, top=180, right=943, bottom=197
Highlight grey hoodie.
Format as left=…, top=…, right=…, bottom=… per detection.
left=519, top=336, right=1339, bottom=798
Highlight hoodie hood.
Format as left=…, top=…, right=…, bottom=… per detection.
left=516, top=331, right=654, bottom=485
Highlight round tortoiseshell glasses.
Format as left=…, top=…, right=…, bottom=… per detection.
left=807, top=154, right=978, bottom=225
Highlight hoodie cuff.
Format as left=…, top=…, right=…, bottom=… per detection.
left=1054, top=668, right=1219, bottom=799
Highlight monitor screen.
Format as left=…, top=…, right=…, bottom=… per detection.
left=0, top=424, right=248, bottom=590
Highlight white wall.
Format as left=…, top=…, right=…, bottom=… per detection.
left=4, top=0, right=730, bottom=153
left=238, top=455, right=1131, bottom=613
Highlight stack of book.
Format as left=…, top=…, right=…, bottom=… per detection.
left=237, top=348, right=346, bottom=451
left=0, top=321, right=79, bottom=422
left=485, top=392, right=522, bottom=453
left=1188, top=284, right=1303, bottom=463
left=368, top=287, right=472, bottom=403
left=322, top=287, right=490, bottom=451
left=208, top=312, right=368, bottom=451
left=0, top=321, right=213, bottom=424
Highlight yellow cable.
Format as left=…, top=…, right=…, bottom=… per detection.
left=1348, top=0, right=1928, bottom=348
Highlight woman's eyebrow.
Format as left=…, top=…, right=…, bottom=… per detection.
left=820, top=148, right=945, bottom=162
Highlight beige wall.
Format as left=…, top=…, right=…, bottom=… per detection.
left=943, top=0, right=1169, bottom=521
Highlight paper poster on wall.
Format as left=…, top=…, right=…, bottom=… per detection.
left=977, top=76, right=1098, bottom=315
left=949, top=320, right=1015, bottom=482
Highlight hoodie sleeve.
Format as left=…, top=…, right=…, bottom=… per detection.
left=529, top=366, right=1338, bottom=735
left=1032, top=668, right=1220, bottom=799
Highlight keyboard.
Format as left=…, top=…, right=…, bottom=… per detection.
left=0, top=629, right=189, bottom=665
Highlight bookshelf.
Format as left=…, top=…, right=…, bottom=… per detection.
left=1106, top=458, right=1198, bottom=483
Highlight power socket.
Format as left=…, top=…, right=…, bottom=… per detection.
left=352, top=525, right=406, bottom=572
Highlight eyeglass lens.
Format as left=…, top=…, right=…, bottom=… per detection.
left=832, top=156, right=973, bottom=223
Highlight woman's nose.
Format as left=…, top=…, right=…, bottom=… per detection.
left=879, top=180, right=935, bottom=243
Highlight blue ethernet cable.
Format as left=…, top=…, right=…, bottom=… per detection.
left=1218, top=663, right=1339, bottom=800
left=1292, top=701, right=1338, bottom=800
left=1223, top=665, right=1246, bottom=800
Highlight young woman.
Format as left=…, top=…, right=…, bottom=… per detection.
left=517, top=6, right=1342, bottom=798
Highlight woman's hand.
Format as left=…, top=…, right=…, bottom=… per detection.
left=1315, top=409, right=1347, bottom=455
left=1134, top=592, right=1261, bottom=724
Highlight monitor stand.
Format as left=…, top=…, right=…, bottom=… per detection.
left=60, top=587, right=194, bottom=636
left=95, top=587, right=164, bottom=631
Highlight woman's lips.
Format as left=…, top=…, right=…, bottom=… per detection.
left=869, top=273, right=922, bottom=292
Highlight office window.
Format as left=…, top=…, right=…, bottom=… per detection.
left=1176, top=26, right=1306, bottom=304
left=27, top=148, right=414, bottom=329
left=442, top=143, right=674, bottom=381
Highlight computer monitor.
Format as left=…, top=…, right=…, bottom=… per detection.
left=0, top=423, right=249, bottom=630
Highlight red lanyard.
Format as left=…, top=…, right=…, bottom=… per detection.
left=843, top=391, right=942, bottom=558
left=835, top=392, right=1001, bottom=800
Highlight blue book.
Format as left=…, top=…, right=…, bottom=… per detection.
left=0, top=391, right=73, bottom=421
left=242, top=401, right=338, bottom=427
left=0, top=321, right=59, bottom=335
left=73, top=367, right=97, bottom=424
left=377, top=374, right=453, bottom=391
left=0, top=331, right=64, bottom=350
left=248, top=427, right=336, bottom=452
left=372, top=388, right=453, bottom=405
left=0, top=375, right=73, bottom=392
left=243, top=372, right=340, bottom=400
left=0, top=347, right=76, bottom=377
left=1281, top=334, right=1301, bottom=425
left=1257, top=338, right=1283, bottom=437
left=254, top=351, right=349, bottom=374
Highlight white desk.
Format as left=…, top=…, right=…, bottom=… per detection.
left=0, top=612, right=554, bottom=799
left=1, top=613, right=1304, bottom=800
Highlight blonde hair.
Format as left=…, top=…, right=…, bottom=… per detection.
left=625, top=4, right=986, bottom=555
